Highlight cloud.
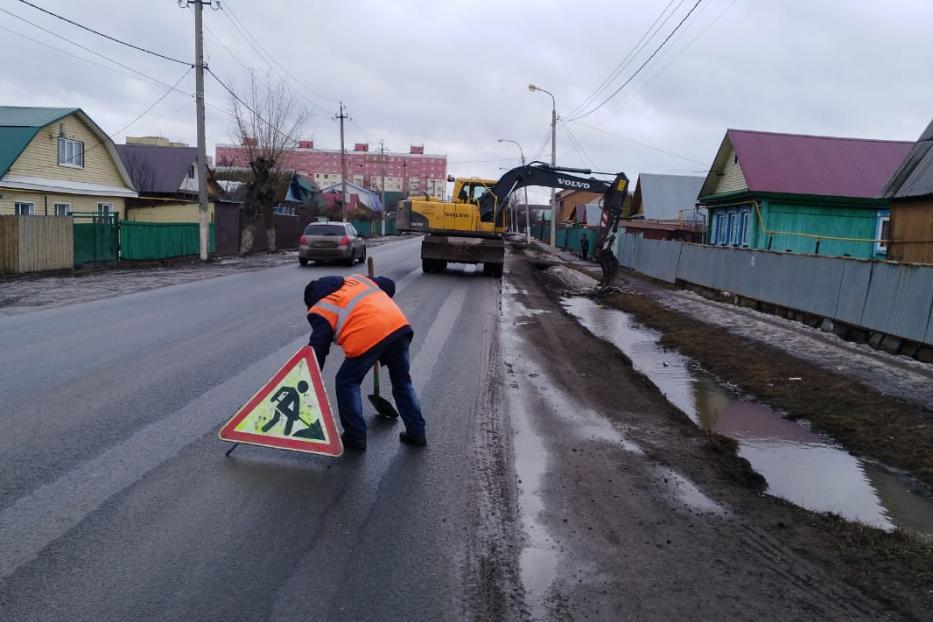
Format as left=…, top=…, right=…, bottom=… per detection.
left=2, top=0, right=930, bottom=204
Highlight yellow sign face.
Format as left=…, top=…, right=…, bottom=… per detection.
left=219, top=347, right=343, bottom=456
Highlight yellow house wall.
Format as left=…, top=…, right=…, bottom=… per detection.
left=8, top=113, right=128, bottom=187
left=710, top=144, right=748, bottom=195
left=126, top=202, right=215, bottom=223
left=0, top=190, right=124, bottom=217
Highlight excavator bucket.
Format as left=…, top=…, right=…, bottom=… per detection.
left=598, top=249, right=619, bottom=288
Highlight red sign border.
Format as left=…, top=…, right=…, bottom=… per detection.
left=218, top=346, right=343, bottom=457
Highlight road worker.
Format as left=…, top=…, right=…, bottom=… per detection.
left=304, top=274, right=426, bottom=451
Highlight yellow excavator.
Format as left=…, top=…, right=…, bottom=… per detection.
left=397, top=162, right=629, bottom=284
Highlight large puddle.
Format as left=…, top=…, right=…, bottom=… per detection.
left=561, top=297, right=933, bottom=537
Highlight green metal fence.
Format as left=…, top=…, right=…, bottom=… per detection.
left=350, top=217, right=396, bottom=238
left=121, top=221, right=215, bottom=260
left=73, top=212, right=118, bottom=267
left=530, top=223, right=597, bottom=254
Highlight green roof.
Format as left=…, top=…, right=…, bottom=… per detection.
left=0, top=106, right=79, bottom=178
left=0, top=106, right=77, bottom=127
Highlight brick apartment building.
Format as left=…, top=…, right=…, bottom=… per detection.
left=214, top=141, right=447, bottom=199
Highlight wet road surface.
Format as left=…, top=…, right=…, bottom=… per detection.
left=0, top=237, right=505, bottom=621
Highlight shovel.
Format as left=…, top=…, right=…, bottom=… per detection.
left=367, top=257, right=400, bottom=420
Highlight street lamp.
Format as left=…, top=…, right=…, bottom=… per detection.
left=498, top=138, right=531, bottom=244
left=529, top=84, right=557, bottom=248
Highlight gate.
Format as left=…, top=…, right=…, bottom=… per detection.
left=72, top=212, right=119, bottom=267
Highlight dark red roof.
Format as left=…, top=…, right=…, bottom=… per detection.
left=729, top=129, right=913, bottom=199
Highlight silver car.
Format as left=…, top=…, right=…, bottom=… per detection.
left=298, top=222, right=367, bottom=266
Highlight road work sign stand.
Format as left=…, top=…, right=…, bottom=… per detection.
left=219, top=346, right=343, bottom=457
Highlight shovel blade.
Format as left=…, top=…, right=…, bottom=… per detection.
left=369, top=394, right=399, bottom=420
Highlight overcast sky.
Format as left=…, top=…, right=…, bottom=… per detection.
left=2, top=0, right=931, bottom=202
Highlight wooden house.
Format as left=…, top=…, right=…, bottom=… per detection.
left=116, top=141, right=220, bottom=223
left=0, top=106, right=136, bottom=217
left=698, top=129, right=912, bottom=259
left=880, top=119, right=933, bottom=263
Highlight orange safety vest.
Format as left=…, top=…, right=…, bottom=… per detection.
left=308, top=275, right=410, bottom=358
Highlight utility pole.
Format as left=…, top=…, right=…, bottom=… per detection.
left=498, top=138, right=531, bottom=244
left=379, top=139, right=386, bottom=236
left=335, top=102, right=349, bottom=221
left=529, top=84, right=558, bottom=247
left=181, top=0, right=219, bottom=261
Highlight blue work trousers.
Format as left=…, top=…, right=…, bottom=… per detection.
left=335, top=334, right=425, bottom=441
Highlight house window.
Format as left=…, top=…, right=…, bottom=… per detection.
left=97, top=202, right=113, bottom=218
left=738, top=208, right=750, bottom=246
left=875, top=214, right=890, bottom=255
left=14, top=202, right=35, bottom=216
left=725, top=212, right=735, bottom=245
left=53, top=203, right=71, bottom=216
left=187, top=164, right=196, bottom=179
left=58, top=137, right=85, bottom=168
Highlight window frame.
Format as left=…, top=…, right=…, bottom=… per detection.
left=97, top=202, right=113, bottom=217
left=875, top=214, right=890, bottom=254
left=58, top=137, right=85, bottom=169
left=53, top=202, right=71, bottom=216
left=14, top=201, right=36, bottom=216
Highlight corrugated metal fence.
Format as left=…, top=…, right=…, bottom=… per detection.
left=121, top=222, right=215, bottom=260
left=0, top=215, right=73, bottom=274
left=614, top=233, right=933, bottom=346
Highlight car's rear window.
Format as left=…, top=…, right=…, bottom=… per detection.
left=305, top=224, right=345, bottom=236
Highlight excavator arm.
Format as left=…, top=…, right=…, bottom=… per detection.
left=479, top=162, right=629, bottom=287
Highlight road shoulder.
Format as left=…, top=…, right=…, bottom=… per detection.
left=503, top=248, right=931, bottom=621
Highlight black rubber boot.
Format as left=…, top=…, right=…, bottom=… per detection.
left=398, top=432, right=427, bottom=447
left=341, top=433, right=367, bottom=451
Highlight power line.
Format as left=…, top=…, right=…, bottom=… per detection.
left=7, top=67, right=195, bottom=179
left=0, top=7, right=195, bottom=97
left=608, top=0, right=740, bottom=115
left=221, top=1, right=333, bottom=113
left=206, top=67, right=294, bottom=142
left=15, top=0, right=191, bottom=66
left=561, top=121, right=598, bottom=171
left=570, top=0, right=704, bottom=121
left=112, top=68, right=193, bottom=138
left=572, top=120, right=708, bottom=166
left=567, top=0, right=681, bottom=118
left=204, top=23, right=250, bottom=73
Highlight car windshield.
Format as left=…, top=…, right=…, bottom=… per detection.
left=305, top=224, right=345, bottom=236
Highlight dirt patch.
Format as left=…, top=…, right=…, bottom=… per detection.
left=505, top=249, right=931, bottom=620
left=600, top=289, right=933, bottom=489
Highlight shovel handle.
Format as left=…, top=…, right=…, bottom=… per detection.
left=368, top=256, right=380, bottom=396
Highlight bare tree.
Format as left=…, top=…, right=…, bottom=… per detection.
left=230, top=72, right=307, bottom=253
left=121, top=148, right=159, bottom=195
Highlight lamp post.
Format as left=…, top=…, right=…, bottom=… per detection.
left=497, top=138, right=531, bottom=244
left=528, top=84, right=557, bottom=248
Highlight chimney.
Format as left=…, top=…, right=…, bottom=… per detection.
left=298, top=140, right=313, bottom=149
left=410, top=145, right=424, bottom=155
left=354, top=143, right=369, bottom=152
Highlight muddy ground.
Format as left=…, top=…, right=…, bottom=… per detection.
left=502, top=249, right=931, bottom=621
left=547, top=257, right=933, bottom=491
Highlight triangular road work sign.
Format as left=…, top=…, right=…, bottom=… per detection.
left=219, top=346, right=343, bottom=456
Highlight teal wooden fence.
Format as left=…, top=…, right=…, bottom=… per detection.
left=350, top=217, right=397, bottom=238
left=530, top=223, right=596, bottom=253
left=121, top=222, right=215, bottom=260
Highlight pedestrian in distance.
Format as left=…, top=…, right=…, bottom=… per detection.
left=580, top=233, right=590, bottom=261
left=304, top=274, right=426, bottom=451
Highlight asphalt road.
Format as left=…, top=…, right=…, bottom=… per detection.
left=0, top=237, right=503, bottom=621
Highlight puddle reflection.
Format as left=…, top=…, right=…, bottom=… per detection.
left=561, top=297, right=933, bottom=536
